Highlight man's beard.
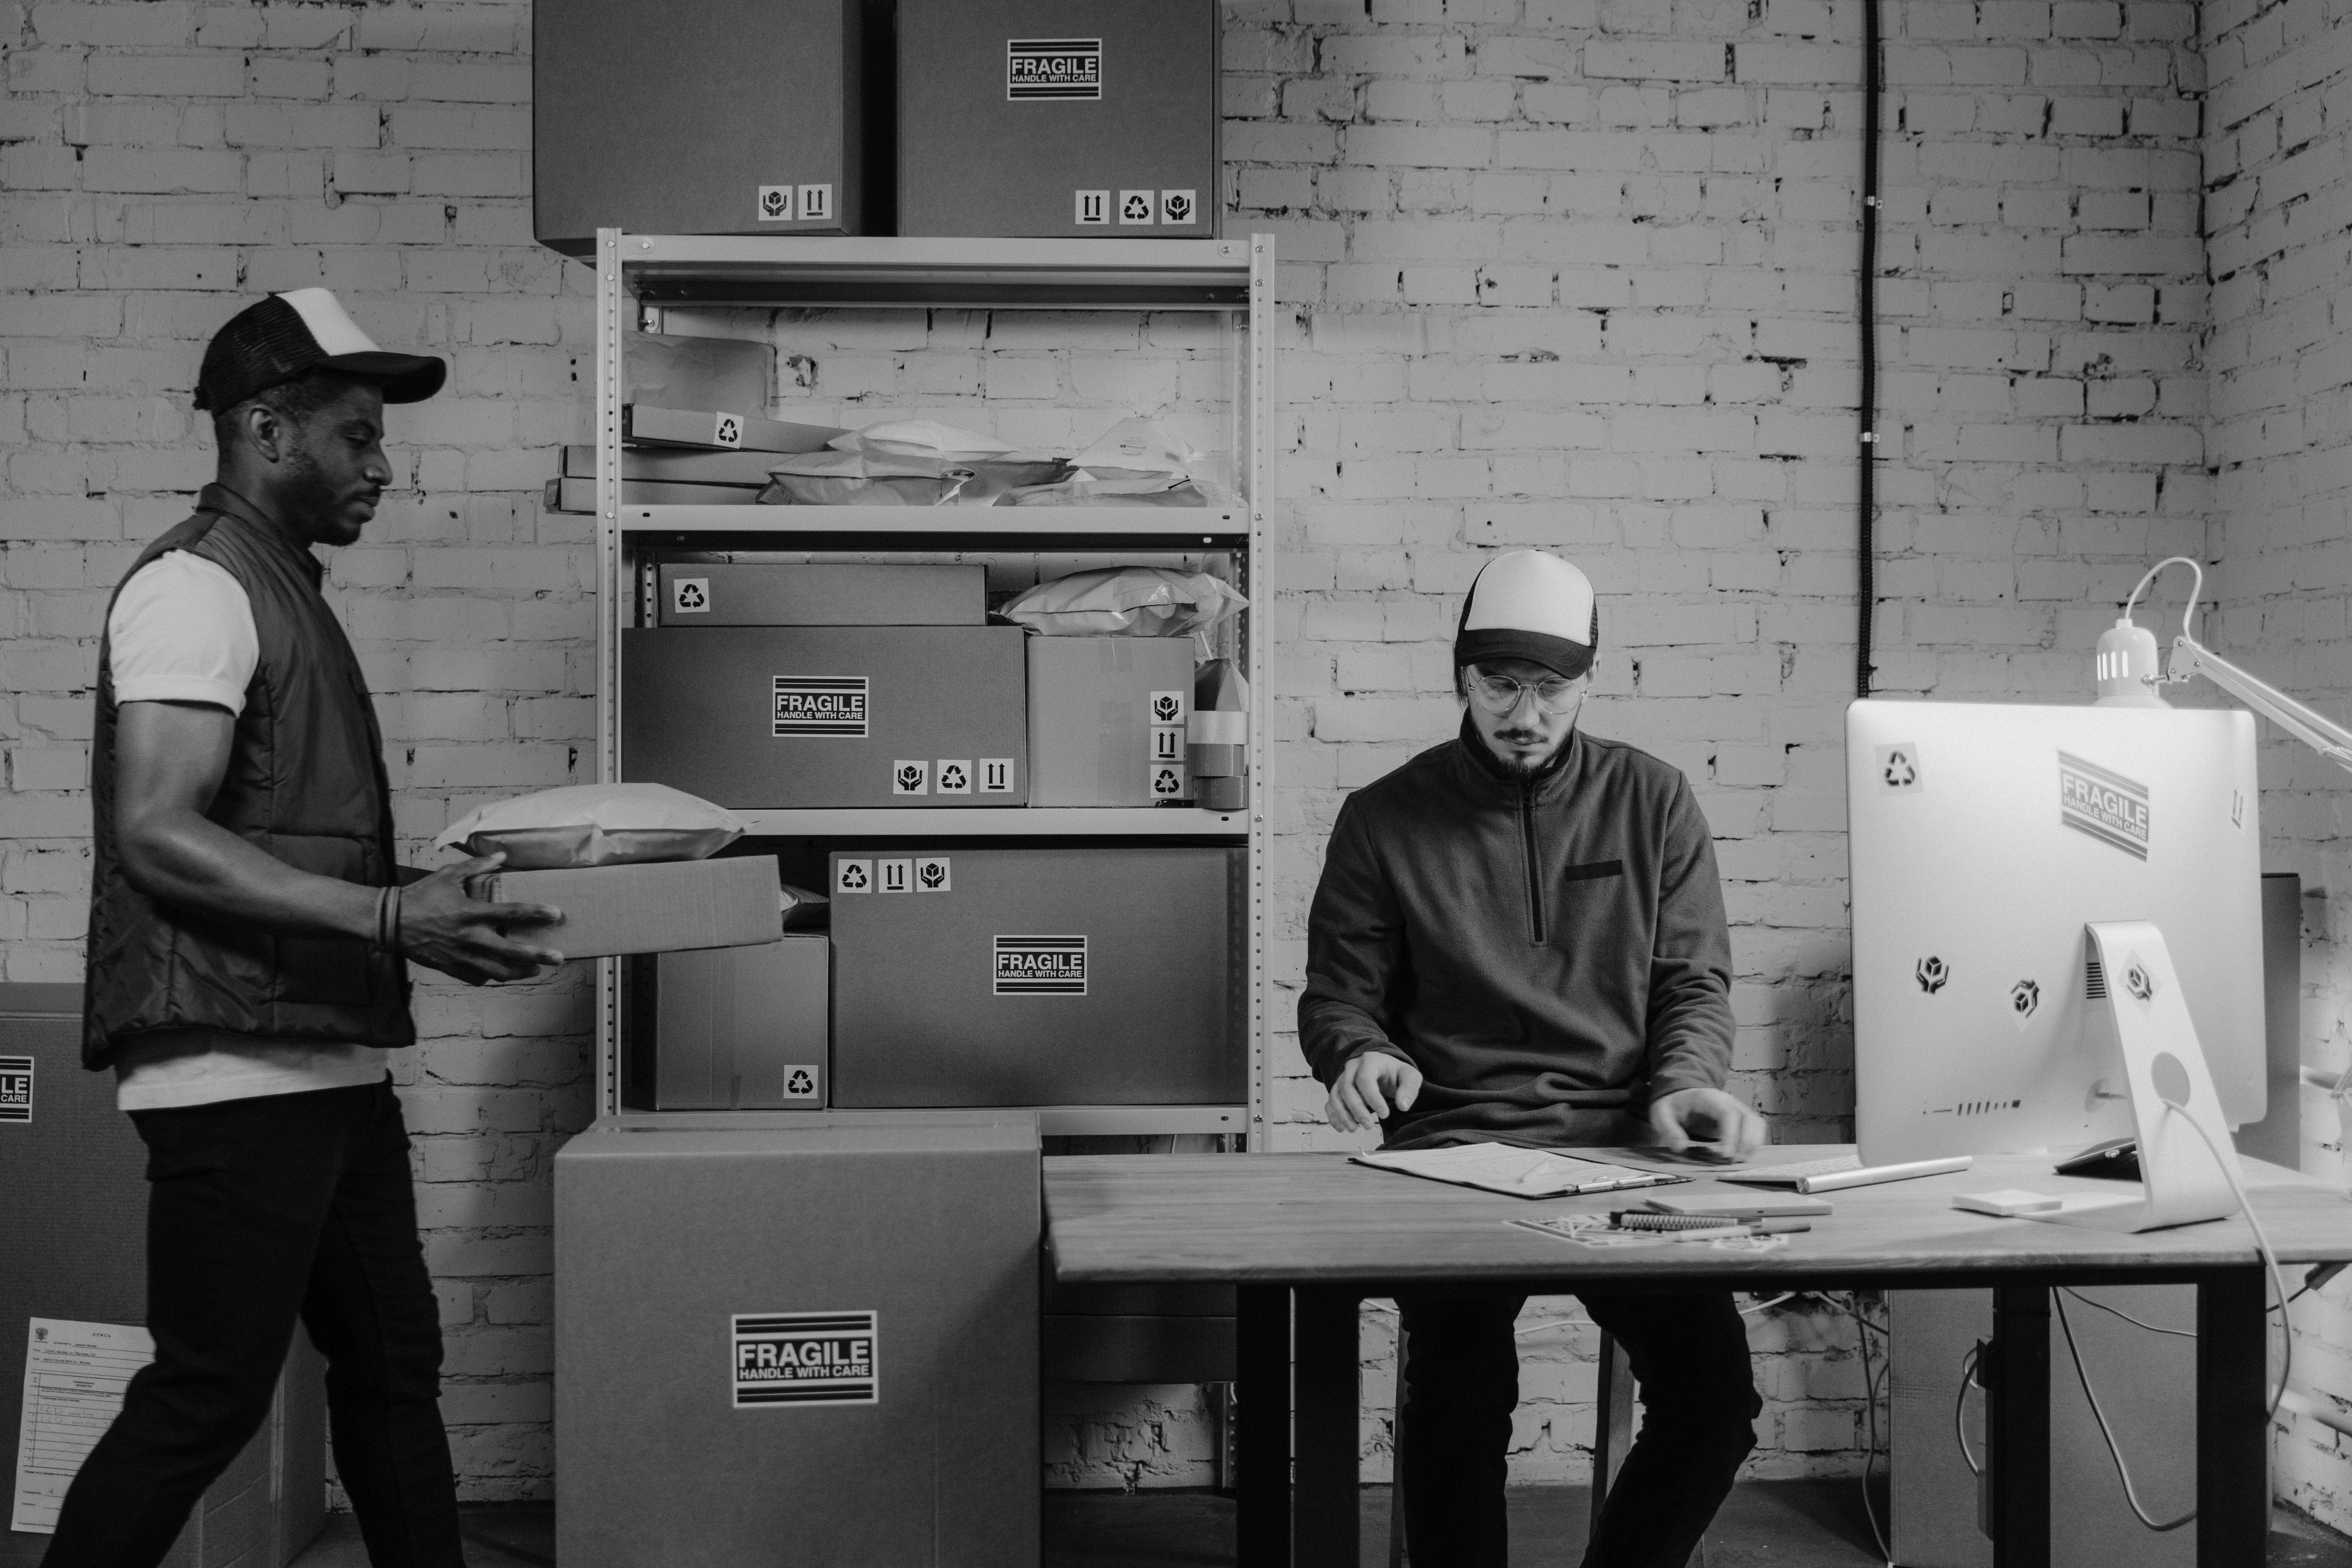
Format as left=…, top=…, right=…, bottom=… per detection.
left=1491, top=728, right=1568, bottom=775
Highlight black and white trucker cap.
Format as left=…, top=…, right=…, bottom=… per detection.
left=194, top=288, right=445, bottom=412
left=1454, top=550, right=1601, bottom=681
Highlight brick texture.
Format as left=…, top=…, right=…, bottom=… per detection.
left=2202, top=0, right=2352, bottom=1531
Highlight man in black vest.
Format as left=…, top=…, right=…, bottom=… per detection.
left=49, top=290, right=562, bottom=1568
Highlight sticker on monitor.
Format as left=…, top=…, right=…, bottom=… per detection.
left=732, top=1311, right=876, bottom=1407
left=2058, top=751, right=2149, bottom=860
left=773, top=677, right=867, bottom=738
left=995, top=935, right=1086, bottom=996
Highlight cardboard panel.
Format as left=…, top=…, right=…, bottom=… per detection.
left=897, top=0, right=1219, bottom=238
left=649, top=936, right=830, bottom=1110
left=828, top=846, right=1244, bottom=1106
left=623, top=626, right=1030, bottom=808
left=656, top=563, right=985, bottom=628
left=1025, top=637, right=1195, bottom=806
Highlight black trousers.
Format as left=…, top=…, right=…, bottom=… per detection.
left=1396, top=1290, right=1760, bottom=1568
left=41, top=1077, right=464, bottom=1568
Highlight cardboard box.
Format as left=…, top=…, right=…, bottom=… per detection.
left=482, top=856, right=783, bottom=959
left=546, top=477, right=760, bottom=514
left=554, top=1114, right=1039, bottom=1568
left=626, top=936, right=830, bottom=1111
left=827, top=846, right=1245, bottom=1106
left=534, top=0, right=889, bottom=254
left=656, top=563, right=985, bottom=627
left=897, top=0, right=1220, bottom=238
left=564, top=446, right=792, bottom=487
left=1025, top=637, right=1195, bottom=806
left=623, top=626, right=1029, bottom=808
left=623, top=405, right=846, bottom=455
left=0, top=985, right=325, bottom=1568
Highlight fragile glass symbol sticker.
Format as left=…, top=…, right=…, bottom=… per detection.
left=732, top=1312, right=877, bottom=1407
left=757, top=185, right=794, bottom=222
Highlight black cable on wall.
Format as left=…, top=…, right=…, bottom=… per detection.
left=1857, top=0, right=1883, bottom=700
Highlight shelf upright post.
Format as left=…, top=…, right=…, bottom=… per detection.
left=594, top=228, right=628, bottom=1118
left=1247, top=233, right=1274, bottom=1151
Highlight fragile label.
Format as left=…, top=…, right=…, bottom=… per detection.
left=0, top=1056, right=29, bottom=1124
left=995, top=935, right=1087, bottom=996
left=773, top=677, right=867, bottom=738
left=1008, top=38, right=1102, bottom=100
left=2059, top=751, right=2149, bottom=860
left=732, top=1312, right=877, bottom=1407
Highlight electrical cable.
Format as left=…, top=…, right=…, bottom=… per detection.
left=2058, top=1287, right=2196, bottom=1338
left=1954, top=1343, right=1982, bottom=1477
left=1855, top=0, right=1882, bottom=700
left=2157, top=1099, right=2293, bottom=1420
left=2053, top=1291, right=2194, bottom=1532
left=1848, top=1292, right=1894, bottom=1566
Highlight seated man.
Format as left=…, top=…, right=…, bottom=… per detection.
left=1299, top=548, right=1766, bottom=1568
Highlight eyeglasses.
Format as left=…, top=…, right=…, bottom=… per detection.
left=1466, top=670, right=1586, bottom=715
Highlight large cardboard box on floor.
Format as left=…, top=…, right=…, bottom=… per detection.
left=1025, top=636, right=1195, bottom=806
left=622, top=626, right=1029, bottom=808
left=625, top=936, right=830, bottom=1110
left=827, top=846, right=1244, bottom=1106
left=896, top=0, right=1220, bottom=238
left=479, top=855, right=782, bottom=959
left=534, top=0, right=889, bottom=252
left=555, top=1113, right=1039, bottom=1568
left=0, top=985, right=325, bottom=1568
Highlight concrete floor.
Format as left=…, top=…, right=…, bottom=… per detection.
left=287, top=1482, right=2352, bottom=1566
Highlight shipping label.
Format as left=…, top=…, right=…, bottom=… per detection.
left=0, top=1056, right=29, bottom=1124
left=994, top=935, right=1087, bottom=996
left=2058, top=751, right=2149, bottom=860
left=732, top=1311, right=877, bottom=1407
left=1007, top=38, right=1102, bottom=100
left=773, top=676, right=867, bottom=738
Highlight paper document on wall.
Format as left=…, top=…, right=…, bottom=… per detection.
left=12, top=1318, right=152, bottom=1534
left=1352, top=1142, right=1688, bottom=1200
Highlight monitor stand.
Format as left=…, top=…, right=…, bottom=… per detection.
left=2027, top=920, right=2242, bottom=1234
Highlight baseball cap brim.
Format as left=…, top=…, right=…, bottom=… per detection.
left=1456, top=626, right=1595, bottom=681
left=318, top=348, right=444, bottom=403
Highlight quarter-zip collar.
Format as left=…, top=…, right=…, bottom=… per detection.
left=1446, top=711, right=1585, bottom=806
left=196, top=481, right=327, bottom=589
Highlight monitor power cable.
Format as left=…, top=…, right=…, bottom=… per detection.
left=1844, top=1292, right=1895, bottom=1566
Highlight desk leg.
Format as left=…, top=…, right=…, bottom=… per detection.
left=1293, top=1288, right=1361, bottom=1568
left=1988, top=1284, right=2050, bottom=1568
left=2196, top=1267, right=2268, bottom=1568
left=1238, top=1285, right=1292, bottom=1568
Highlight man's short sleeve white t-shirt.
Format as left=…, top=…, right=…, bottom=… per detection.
left=104, top=549, right=387, bottom=1111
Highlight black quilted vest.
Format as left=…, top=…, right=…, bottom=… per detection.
left=83, top=484, right=413, bottom=1069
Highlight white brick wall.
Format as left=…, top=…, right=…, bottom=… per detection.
left=3, top=0, right=2330, bottom=1511
left=2202, top=0, right=2352, bottom=1531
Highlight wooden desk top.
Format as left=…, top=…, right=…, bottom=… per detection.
left=1043, top=1150, right=2352, bottom=1289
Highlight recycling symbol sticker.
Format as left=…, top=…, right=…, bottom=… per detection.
left=672, top=577, right=710, bottom=614
left=936, top=760, right=971, bottom=794
left=783, top=1067, right=818, bottom=1099
left=836, top=859, right=871, bottom=893
left=1120, top=189, right=1154, bottom=224
left=1151, top=765, right=1185, bottom=798
left=713, top=413, right=743, bottom=448
left=1916, top=956, right=1949, bottom=994
left=1875, top=744, right=1922, bottom=793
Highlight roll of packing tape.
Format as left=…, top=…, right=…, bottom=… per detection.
left=1197, top=774, right=1249, bottom=811
left=1187, top=742, right=1245, bottom=777
left=1187, top=709, right=1247, bottom=745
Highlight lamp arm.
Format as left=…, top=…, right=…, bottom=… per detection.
left=2170, top=636, right=2352, bottom=775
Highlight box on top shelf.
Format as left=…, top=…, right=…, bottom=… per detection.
left=622, top=625, right=1029, bottom=808
left=896, top=0, right=1220, bottom=239
left=534, top=0, right=891, bottom=254
left=1026, top=636, right=1194, bottom=806
left=655, top=563, right=985, bottom=626
left=827, top=845, right=1246, bottom=1108
left=624, top=406, right=846, bottom=455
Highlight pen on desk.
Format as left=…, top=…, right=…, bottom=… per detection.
left=1608, top=1212, right=1812, bottom=1236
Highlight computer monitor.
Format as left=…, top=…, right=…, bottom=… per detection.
left=1846, top=700, right=2264, bottom=1167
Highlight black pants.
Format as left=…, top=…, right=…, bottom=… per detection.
left=1396, top=1290, right=1760, bottom=1568
left=41, top=1078, right=464, bottom=1568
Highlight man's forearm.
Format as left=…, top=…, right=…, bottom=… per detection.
left=121, top=804, right=379, bottom=942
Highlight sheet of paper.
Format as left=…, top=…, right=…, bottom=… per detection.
left=1354, top=1142, right=1677, bottom=1197
left=12, top=1318, right=152, bottom=1534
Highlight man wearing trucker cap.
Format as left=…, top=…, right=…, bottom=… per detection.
left=1300, top=549, right=1765, bottom=1568
left=50, top=290, right=560, bottom=1568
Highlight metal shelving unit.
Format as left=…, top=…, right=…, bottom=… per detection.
left=591, top=230, right=1275, bottom=1142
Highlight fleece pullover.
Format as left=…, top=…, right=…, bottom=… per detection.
left=1298, top=715, right=1735, bottom=1151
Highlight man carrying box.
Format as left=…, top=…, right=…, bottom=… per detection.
left=49, top=290, right=562, bottom=1568
left=1300, top=549, right=1765, bottom=1568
